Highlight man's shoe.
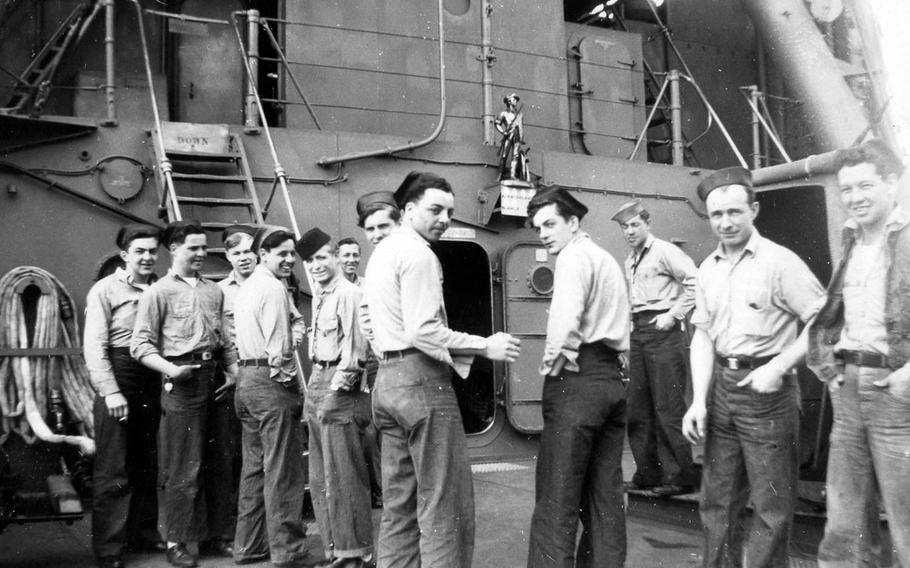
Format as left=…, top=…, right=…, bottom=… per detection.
left=96, top=556, right=124, bottom=568
left=652, top=483, right=696, bottom=497
left=200, top=539, right=234, bottom=557
left=623, top=480, right=658, bottom=492
left=165, top=544, right=198, bottom=568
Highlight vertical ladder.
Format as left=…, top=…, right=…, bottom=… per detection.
left=149, top=121, right=265, bottom=264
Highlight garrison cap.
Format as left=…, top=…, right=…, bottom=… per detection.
left=696, top=166, right=752, bottom=202
left=221, top=224, right=256, bottom=244
left=251, top=224, right=290, bottom=253
left=611, top=200, right=646, bottom=224
left=356, top=191, right=397, bottom=224
left=115, top=224, right=162, bottom=250
left=393, top=171, right=453, bottom=209
left=162, top=220, right=203, bottom=248
left=527, top=186, right=589, bottom=220
left=295, top=227, right=331, bottom=260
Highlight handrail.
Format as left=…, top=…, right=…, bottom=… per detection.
left=258, top=20, right=322, bottom=130
left=129, top=0, right=180, bottom=220
left=739, top=85, right=791, bottom=164
left=316, top=0, right=447, bottom=167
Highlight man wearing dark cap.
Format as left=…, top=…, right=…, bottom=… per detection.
left=526, top=187, right=629, bottom=568
left=682, top=167, right=825, bottom=567
left=232, top=225, right=314, bottom=567
left=611, top=200, right=699, bottom=497
left=298, top=228, right=372, bottom=568
left=362, top=171, right=520, bottom=567
left=131, top=220, right=239, bottom=568
left=355, top=190, right=400, bottom=246
left=807, top=139, right=910, bottom=567
left=85, top=224, right=164, bottom=568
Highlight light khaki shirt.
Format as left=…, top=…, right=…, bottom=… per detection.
left=309, top=274, right=367, bottom=385
left=233, top=265, right=304, bottom=381
left=624, top=234, right=697, bottom=317
left=541, top=232, right=630, bottom=375
left=691, top=230, right=825, bottom=357
left=363, top=226, right=486, bottom=378
left=83, top=267, right=153, bottom=396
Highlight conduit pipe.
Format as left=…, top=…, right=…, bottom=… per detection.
left=480, top=0, right=495, bottom=144
left=317, top=0, right=447, bottom=167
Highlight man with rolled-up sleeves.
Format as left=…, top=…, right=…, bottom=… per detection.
left=682, top=167, right=825, bottom=568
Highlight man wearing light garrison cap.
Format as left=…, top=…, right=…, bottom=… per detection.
left=612, top=200, right=699, bottom=498
left=682, top=167, right=825, bottom=567
left=526, top=187, right=630, bottom=567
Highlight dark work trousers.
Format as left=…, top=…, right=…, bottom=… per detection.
left=204, top=367, right=241, bottom=543
left=158, top=359, right=215, bottom=543
left=305, top=364, right=373, bottom=562
left=700, top=366, right=799, bottom=568
left=362, top=359, right=383, bottom=504
left=233, top=366, right=309, bottom=565
left=627, top=312, right=699, bottom=487
left=527, top=343, right=628, bottom=568
left=92, top=347, right=161, bottom=559
left=372, top=352, right=473, bottom=568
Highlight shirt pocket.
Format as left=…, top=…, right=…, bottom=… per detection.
left=168, top=299, right=195, bottom=340
left=734, top=284, right=772, bottom=337
left=317, top=313, right=338, bottom=338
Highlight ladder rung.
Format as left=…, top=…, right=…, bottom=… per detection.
left=201, top=222, right=234, bottom=231
left=207, top=247, right=226, bottom=255
left=171, top=173, right=248, bottom=183
left=176, top=196, right=253, bottom=206
left=167, top=150, right=238, bottom=162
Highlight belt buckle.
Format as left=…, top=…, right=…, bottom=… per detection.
left=727, top=357, right=739, bottom=371
left=201, top=351, right=213, bottom=361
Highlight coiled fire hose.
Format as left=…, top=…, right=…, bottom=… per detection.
left=0, top=267, right=95, bottom=455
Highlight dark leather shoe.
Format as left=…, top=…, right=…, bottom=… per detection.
left=652, top=483, right=696, bottom=497
left=200, top=539, right=234, bottom=557
left=96, top=556, right=124, bottom=568
left=165, top=544, right=198, bottom=568
left=623, top=480, right=658, bottom=492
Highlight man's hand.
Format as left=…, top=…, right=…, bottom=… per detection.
left=214, top=371, right=236, bottom=402
left=682, top=402, right=707, bottom=444
left=483, top=332, right=521, bottom=363
left=105, top=393, right=129, bottom=419
left=329, top=370, right=357, bottom=391
left=169, top=364, right=200, bottom=382
left=737, top=362, right=786, bottom=393
left=874, top=364, right=910, bottom=399
left=649, top=312, right=676, bottom=331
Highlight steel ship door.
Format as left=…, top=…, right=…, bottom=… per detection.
left=500, top=242, right=556, bottom=434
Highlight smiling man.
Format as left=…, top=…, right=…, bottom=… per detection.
left=85, top=224, right=163, bottom=568
left=232, top=226, right=315, bottom=567
left=131, top=220, right=238, bottom=568
left=299, top=228, right=372, bottom=568
left=807, top=139, right=910, bottom=567
left=682, top=167, right=825, bottom=568
left=611, top=200, right=699, bottom=497
left=526, top=187, right=629, bottom=568
left=362, top=171, right=520, bottom=567
left=355, top=191, right=400, bottom=247
left=336, top=237, right=363, bottom=285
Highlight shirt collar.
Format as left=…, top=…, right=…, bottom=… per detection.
left=395, top=225, right=432, bottom=248
left=224, top=270, right=243, bottom=286
left=167, top=268, right=204, bottom=284
left=317, top=273, right=342, bottom=296
left=712, top=228, right=762, bottom=262
left=115, top=266, right=156, bottom=287
left=628, top=233, right=655, bottom=260
left=843, top=204, right=908, bottom=236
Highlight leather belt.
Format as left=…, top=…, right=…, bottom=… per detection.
left=380, top=347, right=421, bottom=360
left=836, top=350, right=889, bottom=369
left=716, top=353, right=778, bottom=371
left=238, top=358, right=269, bottom=368
left=312, top=356, right=341, bottom=368
left=166, top=350, right=216, bottom=364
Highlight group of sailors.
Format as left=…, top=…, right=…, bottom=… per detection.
left=82, top=137, right=909, bottom=568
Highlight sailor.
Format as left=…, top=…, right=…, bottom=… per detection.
left=807, top=139, right=910, bottom=567
left=84, top=224, right=165, bottom=568
left=130, top=220, right=238, bottom=568
left=526, top=187, right=630, bottom=567
left=612, top=200, right=700, bottom=496
left=336, top=237, right=363, bottom=286
left=299, top=228, right=373, bottom=568
left=232, top=225, right=315, bottom=566
left=682, top=167, right=825, bottom=568
left=355, top=190, right=401, bottom=247
left=201, top=224, right=258, bottom=558
left=362, top=171, right=520, bottom=567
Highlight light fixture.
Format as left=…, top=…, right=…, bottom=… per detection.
left=588, top=3, right=605, bottom=15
